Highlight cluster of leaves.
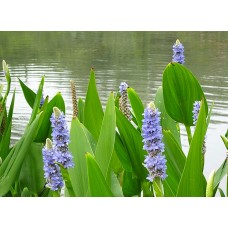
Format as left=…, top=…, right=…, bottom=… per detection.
left=0, top=61, right=227, bottom=197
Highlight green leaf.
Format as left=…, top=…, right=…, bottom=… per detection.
left=78, top=98, right=85, bottom=123
left=162, top=62, right=208, bottom=126
left=122, top=171, right=141, bottom=197
left=206, top=170, right=215, bottom=197
left=218, top=188, right=225, bottom=197
left=18, top=78, right=36, bottom=109
left=162, top=130, right=186, bottom=196
left=95, top=93, right=116, bottom=183
left=0, top=90, right=15, bottom=160
left=21, top=187, right=32, bottom=197
left=28, top=76, right=44, bottom=126
left=114, top=133, right=132, bottom=173
left=86, top=153, right=114, bottom=197
left=153, top=178, right=164, bottom=197
left=221, top=136, right=228, bottom=149
left=213, top=159, right=228, bottom=195
left=84, top=69, right=104, bottom=141
left=19, top=142, right=45, bottom=195
left=127, top=87, right=144, bottom=129
left=59, top=164, right=76, bottom=197
left=116, top=107, right=147, bottom=181
left=34, top=93, right=65, bottom=142
left=111, top=172, right=123, bottom=197
left=68, top=118, right=94, bottom=197
left=155, top=86, right=181, bottom=146
left=0, top=112, right=43, bottom=196
left=177, top=99, right=207, bottom=196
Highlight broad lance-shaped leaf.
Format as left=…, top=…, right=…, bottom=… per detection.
left=114, top=132, right=133, bottom=173
left=19, top=142, right=45, bottom=195
left=34, top=92, right=65, bottom=142
left=177, top=99, right=207, bottom=197
left=162, top=130, right=186, bottom=196
left=68, top=118, right=94, bottom=197
left=122, top=171, right=141, bottom=197
left=154, top=86, right=181, bottom=146
left=127, top=87, right=144, bottom=129
left=86, top=153, right=114, bottom=197
left=162, top=62, right=208, bottom=126
left=84, top=69, right=104, bottom=141
left=95, top=92, right=116, bottom=184
left=18, top=78, right=36, bottom=109
left=116, top=107, right=147, bottom=181
left=0, top=112, right=43, bottom=196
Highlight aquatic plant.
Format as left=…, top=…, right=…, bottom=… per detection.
left=0, top=37, right=227, bottom=197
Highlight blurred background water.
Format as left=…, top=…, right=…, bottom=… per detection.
left=0, top=31, right=227, bottom=191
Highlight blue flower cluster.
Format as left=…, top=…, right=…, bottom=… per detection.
left=192, top=101, right=206, bottom=154
left=42, top=107, right=74, bottom=191
left=42, top=138, right=64, bottom=191
left=142, top=102, right=167, bottom=182
left=50, top=107, right=74, bottom=169
left=172, top=39, right=185, bottom=64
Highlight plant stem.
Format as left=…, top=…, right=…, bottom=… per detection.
left=185, top=125, right=192, bottom=145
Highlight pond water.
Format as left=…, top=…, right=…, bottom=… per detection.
left=0, top=31, right=227, bottom=190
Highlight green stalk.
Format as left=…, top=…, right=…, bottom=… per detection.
left=185, top=125, right=192, bottom=145
left=153, top=178, right=164, bottom=197
left=142, top=181, right=153, bottom=197
left=59, top=164, right=76, bottom=197
left=1, top=72, right=11, bottom=106
left=52, top=190, right=60, bottom=197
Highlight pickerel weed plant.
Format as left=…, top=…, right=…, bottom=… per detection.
left=0, top=39, right=227, bottom=197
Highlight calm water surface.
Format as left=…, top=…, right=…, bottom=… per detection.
left=0, top=32, right=227, bottom=189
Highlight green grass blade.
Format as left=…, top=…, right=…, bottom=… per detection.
left=86, top=153, right=114, bottom=197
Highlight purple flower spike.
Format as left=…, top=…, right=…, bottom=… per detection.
left=142, top=102, right=167, bottom=182
left=192, top=101, right=206, bottom=154
left=50, top=107, right=74, bottom=169
left=172, top=39, right=185, bottom=64
left=42, top=138, right=64, bottom=191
